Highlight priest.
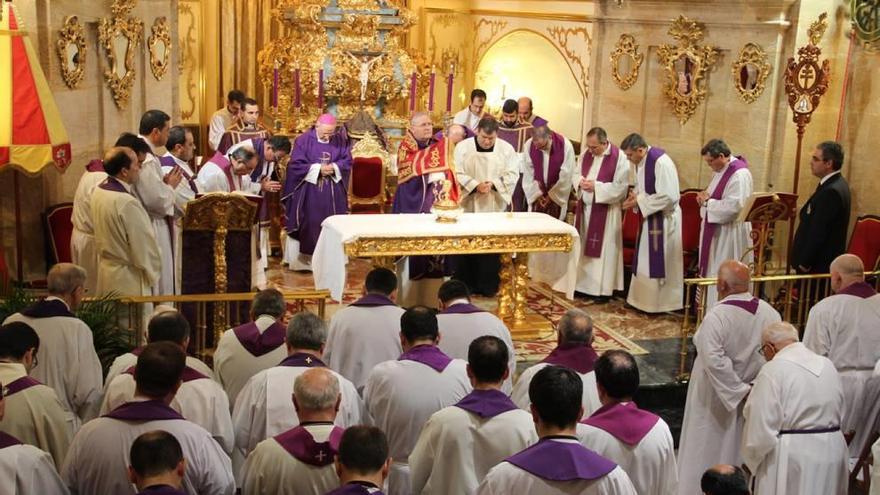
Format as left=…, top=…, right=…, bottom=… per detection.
left=159, top=126, right=199, bottom=295
left=363, top=306, right=471, bottom=495
left=573, top=127, right=630, bottom=299
left=577, top=350, right=678, bottom=495
left=214, top=289, right=289, bottom=407
left=241, top=368, right=344, bottom=495
left=70, top=159, right=108, bottom=294
left=477, top=366, right=637, bottom=494
left=435, top=280, right=515, bottom=393
left=0, top=322, right=74, bottom=470
left=282, top=114, right=351, bottom=272
left=251, top=136, right=292, bottom=271
left=677, top=260, right=780, bottom=495
left=742, top=322, right=847, bottom=495
left=521, top=124, right=575, bottom=221
left=453, top=89, right=487, bottom=130
left=128, top=431, right=187, bottom=495
left=511, top=309, right=601, bottom=414
left=324, top=268, right=405, bottom=393
left=803, top=254, right=880, bottom=458
left=217, top=97, right=272, bottom=154
left=497, top=99, right=533, bottom=212
left=209, top=89, right=245, bottom=152
left=61, top=342, right=235, bottom=495
left=517, top=97, right=548, bottom=127
left=197, top=142, right=278, bottom=195
left=328, top=426, right=392, bottom=495
left=696, top=139, right=754, bottom=309
left=620, top=133, right=683, bottom=313
left=410, top=336, right=537, bottom=494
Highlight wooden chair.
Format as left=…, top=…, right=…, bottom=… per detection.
left=848, top=214, right=880, bottom=271
left=44, top=203, right=74, bottom=266
left=679, top=189, right=702, bottom=277
left=348, top=133, right=389, bottom=214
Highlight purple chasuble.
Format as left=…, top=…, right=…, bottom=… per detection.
left=632, top=147, right=667, bottom=279
left=282, top=128, right=351, bottom=255
left=279, top=352, right=327, bottom=368
left=455, top=389, right=517, bottom=418
left=581, top=402, right=660, bottom=446
left=838, top=281, right=877, bottom=299
left=326, top=482, right=385, bottom=495
left=86, top=159, right=105, bottom=173
left=233, top=320, right=286, bottom=357
left=19, top=298, right=75, bottom=318
left=125, top=366, right=208, bottom=383
left=0, top=431, right=22, bottom=449
left=103, top=400, right=185, bottom=421
left=399, top=344, right=452, bottom=372
left=541, top=343, right=599, bottom=374
left=158, top=155, right=199, bottom=194
left=506, top=437, right=617, bottom=481
left=4, top=375, right=41, bottom=396
left=528, top=132, right=565, bottom=218
left=350, top=293, right=398, bottom=307
left=699, top=157, right=749, bottom=276
left=575, top=144, right=621, bottom=258
left=136, top=485, right=188, bottom=495
left=720, top=296, right=760, bottom=314
left=274, top=424, right=344, bottom=466
left=99, top=176, right=134, bottom=195
left=440, top=302, right=486, bottom=314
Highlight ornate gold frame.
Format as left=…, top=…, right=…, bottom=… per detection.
left=610, top=33, right=644, bottom=91
left=851, top=0, right=880, bottom=51
left=148, top=17, right=171, bottom=81
left=732, top=43, right=771, bottom=104
left=656, top=16, right=719, bottom=125
left=56, top=16, right=87, bottom=89
left=97, top=0, right=143, bottom=109
left=349, top=133, right=390, bottom=213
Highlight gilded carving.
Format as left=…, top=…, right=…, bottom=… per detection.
left=546, top=26, right=591, bottom=99
left=732, top=43, right=771, bottom=104
left=784, top=12, right=831, bottom=128
left=177, top=2, right=198, bottom=121
left=182, top=193, right=259, bottom=232
left=148, top=17, right=171, bottom=81
left=609, top=33, right=643, bottom=91
left=343, top=233, right=574, bottom=258
left=56, top=16, right=87, bottom=89
left=851, top=0, right=880, bottom=51
left=471, top=18, right=508, bottom=77
left=656, top=16, right=719, bottom=125
left=349, top=133, right=389, bottom=211
left=97, top=0, right=144, bottom=109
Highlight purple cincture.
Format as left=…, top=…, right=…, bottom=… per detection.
left=506, top=437, right=617, bottom=481
left=581, top=401, right=660, bottom=446
left=454, top=389, right=517, bottom=418
left=837, top=281, right=877, bottom=299
left=632, top=147, right=667, bottom=279
left=274, top=424, right=343, bottom=467
left=350, top=294, right=398, bottom=307
left=440, top=303, right=486, bottom=314
left=233, top=320, right=286, bottom=357
left=279, top=352, right=327, bottom=368
left=19, top=298, right=75, bottom=319
left=699, top=157, right=749, bottom=276
left=541, top=343, right=599, bottom=374
left=720, top=297, right=760, bottom=315
left=103, top=400, right=184, bottom=421
left=398, top=344, right=453, bottom=373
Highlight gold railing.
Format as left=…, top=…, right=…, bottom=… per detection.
left=117, top=290, right=330, bottom=359
left=679, top=270, right=880, bottom=379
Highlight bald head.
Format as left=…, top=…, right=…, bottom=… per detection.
left=293, top=368, right=341, bottom=421
left=716, top=260, right=751, bottom=299
left=830, top=254, right=865, bottom=293
left=446, top=124, right=467, bottom=145
left=517, top=97, right=534, bottom=122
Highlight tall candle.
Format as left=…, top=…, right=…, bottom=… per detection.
left=272, top=66, right=279, bottom=108
left=428, top=67, right=436, bottom=112
left=293, top=68, right=301, bottom=108
left=409, top=72, right=417, bottom=112
left=318, top=69, right=324, bottom=110
left=445, top=64, right=454, bottom=113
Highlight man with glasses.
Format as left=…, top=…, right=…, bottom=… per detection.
left=791, top=141, right=851, bottom=274
left=676, top=260, right=780, bottom=495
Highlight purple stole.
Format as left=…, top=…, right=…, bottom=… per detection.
left=326, top=483, right=385, bottom=495
left=136, top=485, right=188, bottom=495
left=273, top=424, right=344, bottom=466
left=125, top=365, right=208, bottom=383
left=19, top=298, right=75, bottom=318
left=837, top=281, right=877, bottom=299
left=99, top=176, right=133, bottom=195
left=159, top=155, right=199, bottom=194
left=581, top=402, right=660, bottom=446
left=208, top=152, right=238, bottom=191
left=103, top=400, right=185, bottom=421
left=86, top=159, right=105, bottom=173
left=350, top=293, right=398, bottom=307
left=455, top=389, right=517, bottom=418
left=575, top=144, right=621, bottom=258
left=528, top=132, right=565, bottom=218
left=440, top=302, right=486, bottom=314
left=4, top=375, right=41, bottom=397
left=506, top=436, right=616, bottom=481
left=279, top=352, right=326, bottom=368
left=399, top=344, right=452, bottom=372
left=541, top=343, right=599, bottom=374
left=0, top=431, right=22, bottom=449
left=720, top=296, right=760, bottom=314
left=632, top=147, right=667, bottom=279
left=699, top=157, right=749, bottom=276
left=232, top=320, right=286, bottom=357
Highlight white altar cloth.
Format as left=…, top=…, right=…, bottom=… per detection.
left=313, top=212, right=580, bottom=301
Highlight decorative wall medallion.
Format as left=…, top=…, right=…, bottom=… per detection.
left=784, top=12, right=831, bottom=124
left=148, top=17, right=171, bottom=81
left=97, top=0, right=144, bottom=108
left=656, top=16, right=719, bottom=125
left=609, top=33, right=643, bottom=91
left=56, top=15, right=87, bottom=89
left=851, top=0, right=880, bottom=51
left=732, top=42, right=771, bottom=104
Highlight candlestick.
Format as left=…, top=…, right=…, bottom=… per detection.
left=318, top=69, right=324, bottom=110
left=293, top=68, right=301, bottom=108
left=409, top=72, right=417, bottom=112
left=445, top=64, right=454, bottom=113
left=272, top=65, right=279, bottom=108
left=428, top=67, right=436, bottom=112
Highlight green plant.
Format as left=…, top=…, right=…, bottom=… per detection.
left=0, top=284, right=36, bottom=323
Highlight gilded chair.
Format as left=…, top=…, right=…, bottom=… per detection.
left=348, top=133, right=389, bottom=214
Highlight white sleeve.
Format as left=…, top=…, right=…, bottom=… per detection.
left=593, top=153, right=630, bottom=205
left=196, top=165, right=227, bottom=193
left=209, top=114, right=226, bottom=151
left=304, top=163, right=322, bottom=185
left=803, top=305, right=833, bottom=357
left=520, top=141, right=541, bottom=204
left=548, top=140, right=575, bottom=207
left=491, top=147, right=520, bottom=205
left=232, top=376, right=267, bottom=456
left=21, top=447, right=70, bottom=495
left=742, top=370, right=784, bottom=474
left=409, top=415, right=437, bottom=494
left=133, top=157, right=175, bottom=217
left=693, top=312, right=751, bottom=411
left=70, top=324, right=104, bottom=422
left=636, top=154, right=680, bottom=217
left=454, top=143, right=478, bottom=193
left=706, top=169, right=753, bottom=224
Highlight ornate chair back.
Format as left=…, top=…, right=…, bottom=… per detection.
left=348, top=133, right=389, bottom=214
left=679, top=189, right=702, bottom=276
left=44, top=203, right=74, bottom=265
left=848, top=215, right=880, bottom=271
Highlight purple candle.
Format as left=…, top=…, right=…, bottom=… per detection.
left=294, top=68, right=301, bottom=108
left=428, top=67, right=436, bottom=112
left=318, top=69, right=324, bottom=110
left=409, top=72, right=417, bottom=112
left=272, top=66, right=279, bottom=108
left=445, top=64, right=454, bottom=113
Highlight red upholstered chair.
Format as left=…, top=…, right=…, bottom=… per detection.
left=348, top=133, right=389, bottom=214
left=679, top=189, right=702, bottom=277
left=44, top=203, right=74, bottom=266
left=848, top=215, right=880, bottom=271
left=622, top=207, right=642, bottom=269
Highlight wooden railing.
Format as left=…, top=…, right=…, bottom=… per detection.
left=679, top=270, right=880, bottom=379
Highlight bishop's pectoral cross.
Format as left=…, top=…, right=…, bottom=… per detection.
left=648, top=220, right=664, bottom=251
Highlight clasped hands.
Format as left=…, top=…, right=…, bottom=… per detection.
left=260, top=177, right=281, bottom=193
left=621, top=190, right=638, bottom=211
left=696, top=190, right=710, bottom=207
left=579, top=178, right=595, bottom=193
left=475, top=181, right=493, bottom=194
left=163, top=167, right=183, bottom=188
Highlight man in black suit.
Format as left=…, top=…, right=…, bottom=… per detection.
left=791, top=141, right=851, bottom=274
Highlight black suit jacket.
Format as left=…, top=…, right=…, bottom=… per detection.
left=791, top=172, right=851, bottom=273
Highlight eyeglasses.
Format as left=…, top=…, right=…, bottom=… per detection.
left=810, top=155, right=824, bottom=162
left=756, top=343, right=772, bottom=357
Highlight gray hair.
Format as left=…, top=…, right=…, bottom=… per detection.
left=47, top=263, right=87, bottom=295
left=286, top=312, right=326, bottom=351
left=230, top=146, right=256, bottom=162
left=620, top=133, right=647, bottom=151
left=410, top=111, right=430, bottom=125
left=830, top=254, right=864, bottom=278
left=558, top=309, right=593, bottom=344
left=252, top=289, right=286, bottom=319
left=293, top=368, right=340, bottom=411
left=762, top=321, right=799, bottom=345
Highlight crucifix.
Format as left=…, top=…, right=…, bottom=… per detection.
left=345, top=50, right=384, bottom=102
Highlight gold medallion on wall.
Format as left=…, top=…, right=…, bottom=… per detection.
left=732, top=43, right=771, bottom=104
left=609, top=33, right=643, bottom=91
left=148, top=17, right=171, bottom=81
left=656, top=16, right=719, bottom=125
left=97, top=0, right=144, bottom=109
left=56, top=16, right=87, bottom=89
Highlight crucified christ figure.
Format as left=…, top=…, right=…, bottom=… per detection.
left=345, top=51, right=384, bottom=102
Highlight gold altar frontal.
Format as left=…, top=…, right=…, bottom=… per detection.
left=342, top=233, right=574, bottom=340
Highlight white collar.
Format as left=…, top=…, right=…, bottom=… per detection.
left=820, top=170, right=840, bottom=185
left=447, top=298, right=470, bottom=307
